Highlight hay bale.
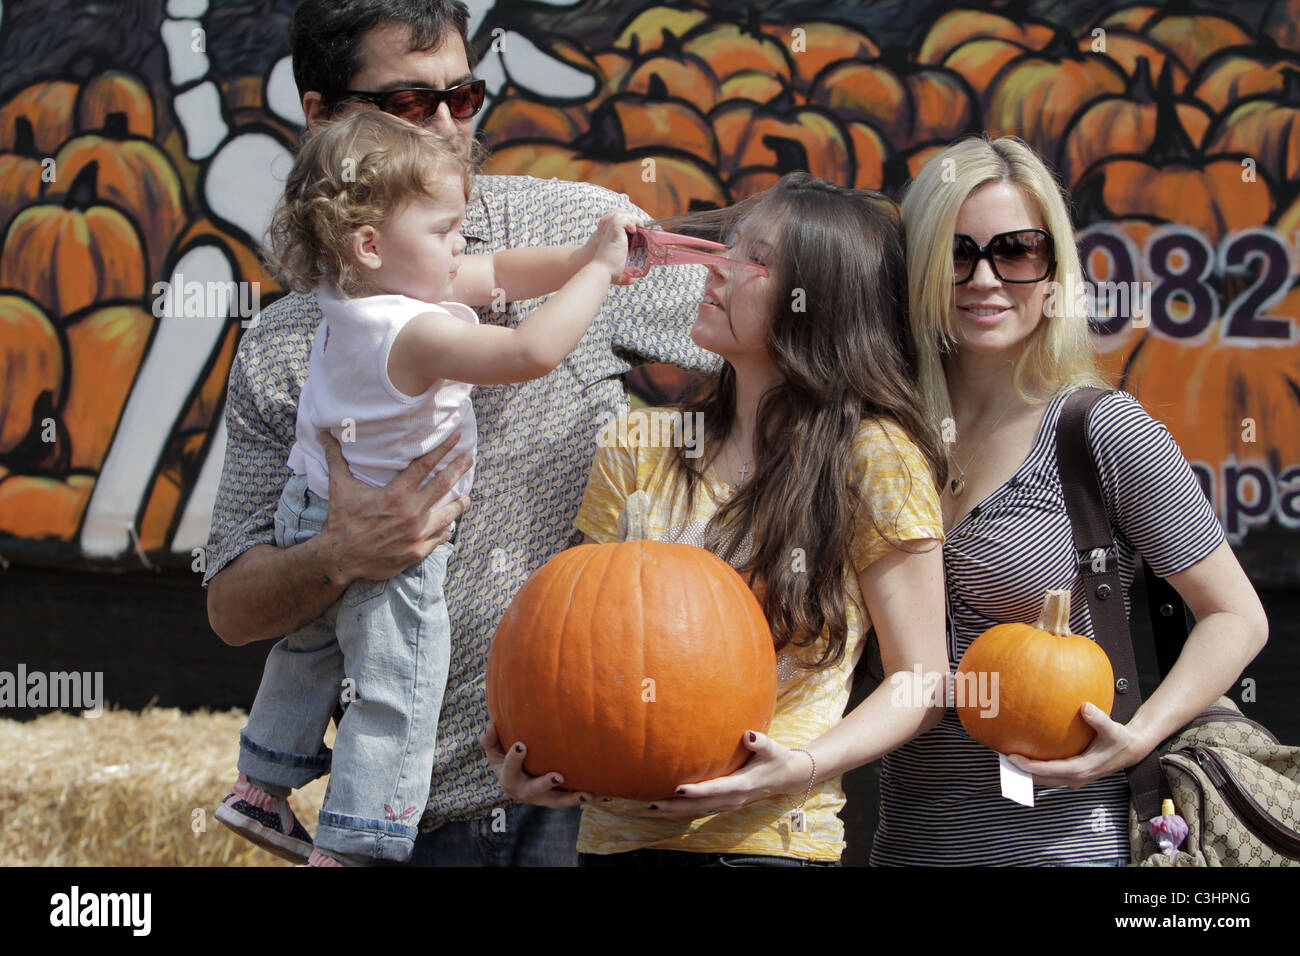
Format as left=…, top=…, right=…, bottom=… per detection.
left=0, top=707, right=330, bottom=866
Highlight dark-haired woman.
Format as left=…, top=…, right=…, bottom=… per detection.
left=484, top=173, right=951, bottom=865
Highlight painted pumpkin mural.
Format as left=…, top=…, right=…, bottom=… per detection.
left=0, top=0, right=1295, bottom=586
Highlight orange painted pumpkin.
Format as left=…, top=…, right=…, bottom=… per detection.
left=917, top=7, right=1056, bottom=65
left=0, top=80, right=78, bottom=154
left=76, top=70, right=156, bottom=139
left=0, top=117, right=45, bottom=234
left=710, top=102, right=853, bottom=187
left=679, top=22, right=793, bottom=88
left=1059, top=58, right=1211, bottom=187
left=0, top=294, right=63, bottom=454
left=1121, top=334, right=1300, bottom=469
left=62, top=305, right=154, bottom=470
left=807, top=56, right=975, bottom=149
left=0, top=162, right=147, bottom=319
left=46, top=112, right=186, bottom=276
left=486, top=492, right=778, bottom=800
left=0, top=473, right=95, bottom=540
left=956, top=589, right=1115, bottom=760
left=985, top=39, right=1128, bottom=158
left=619, top=51, right=720, bottom=111
left=1190, top=47, right=1300, bottom=116
left=614, top=4, right=712, bottom=56
left=1206, top=69, right=1300, bottom=187
left=1074, top=94, right=1276, bottom=245
left=757, top=20, right=880, bottom=93
left=1081, top=29, right=1189, bottom=93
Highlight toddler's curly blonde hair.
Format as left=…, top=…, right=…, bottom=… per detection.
left=264, top=110, right=474, bottom=297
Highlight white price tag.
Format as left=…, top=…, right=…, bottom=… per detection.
left=999, top=753, right=1035, bottom=807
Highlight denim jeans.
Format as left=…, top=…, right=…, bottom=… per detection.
left=238, top=474, right=454, bottom=863
left=377, top=804, right=583, bottom=866
left=581, top=849, right=840, bottom=867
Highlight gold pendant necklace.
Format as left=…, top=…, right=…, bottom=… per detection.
left=947, top=402, right=1018, bottom=499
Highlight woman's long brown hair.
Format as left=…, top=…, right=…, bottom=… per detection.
left=663, top=172, right=944, bottom=671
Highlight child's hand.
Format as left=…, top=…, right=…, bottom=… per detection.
left=584, top=210, right=641, bottom=284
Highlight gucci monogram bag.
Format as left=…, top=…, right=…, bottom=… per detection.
left=1058, top=388, right=1300, bottom=867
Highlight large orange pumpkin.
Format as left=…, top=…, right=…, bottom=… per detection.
left=486, top=492, right=778, bottom=800
left=956, top=589, right=1115, bottom=760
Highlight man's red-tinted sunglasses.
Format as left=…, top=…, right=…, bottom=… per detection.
left=344, top=79, right=487, bottom=124
left=624, top=227, right=770, bottom=279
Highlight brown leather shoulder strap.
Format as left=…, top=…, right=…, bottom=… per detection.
left=1055, top=386, right=1168, bottom=821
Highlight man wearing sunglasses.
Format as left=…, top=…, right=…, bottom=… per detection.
left=204, top=0, right=715, bottom=866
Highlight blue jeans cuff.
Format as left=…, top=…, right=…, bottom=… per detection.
left=238, top=729, right=332, bottom=789
left=316, top=809, right=419, bottom=862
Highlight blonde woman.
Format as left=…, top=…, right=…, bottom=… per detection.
left=872, top=135, right=1269, bottom=865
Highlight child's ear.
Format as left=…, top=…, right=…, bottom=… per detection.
left=353, top=226, right=381, bottom=271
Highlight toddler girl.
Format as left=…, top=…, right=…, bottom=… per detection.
left=216, top=110, right=635, bottom=866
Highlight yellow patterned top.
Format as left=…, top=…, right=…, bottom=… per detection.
left=573, top=407, right=944, bottom=861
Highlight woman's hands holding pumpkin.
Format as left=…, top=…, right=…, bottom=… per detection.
left=643, top=731, right=813, bottom=815
left=479, top=721, right=595, bottom=809
left=1006, top=702, right=1150, bottom=788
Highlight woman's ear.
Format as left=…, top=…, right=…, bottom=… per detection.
left=353, top=226, right=381, bottom=271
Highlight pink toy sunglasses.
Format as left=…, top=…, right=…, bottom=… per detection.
left=624, top=227, right=770, bottom=279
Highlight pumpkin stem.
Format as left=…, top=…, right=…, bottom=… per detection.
left=12, top=116, right=37, bottom=157
left=762, top=133, right=810, bottom=174
left=1145, top=63, right=1198, bottom=165
left=1280, top=67, right=1300, bottom=105
left=104, top=111, right=129, bottom=139
left=1034, top=588, right=1074, bottom=636
left=65, top=161, right=99, bottom=210
left=573, top=98, right=625, bottom=156
left=617, top=490, right=651, bottom=542
left=1128, top=57, right=1156, bottom=104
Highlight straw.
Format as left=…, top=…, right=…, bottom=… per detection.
left=0, top=706, right=331, bottom=866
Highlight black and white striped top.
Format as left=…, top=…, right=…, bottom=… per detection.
left=870, top=388, right=1226, bottom=866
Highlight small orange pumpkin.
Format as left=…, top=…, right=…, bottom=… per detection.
left=956, top=589, right=1115, bottom=760
left=486, top=491, right=778, bottom=800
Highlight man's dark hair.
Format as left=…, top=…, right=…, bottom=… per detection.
left=290, top=0, right=473, bottom=112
